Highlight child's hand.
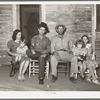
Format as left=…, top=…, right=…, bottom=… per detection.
left=32, top=43, right=35, bottom=47
left=41, top=54, right=47, bottom=58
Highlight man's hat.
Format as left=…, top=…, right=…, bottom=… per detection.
left=55, top=24, right=67, bottom=33
left=38, top=22, right=49, bottom=33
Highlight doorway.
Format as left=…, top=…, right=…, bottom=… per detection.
left=20, top=5, right=40, bottom=47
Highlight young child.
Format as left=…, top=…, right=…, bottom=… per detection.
left=16, top=40, right=28, bottom=62
left=72, top=39, right=87, bottom=80
left=16, top=40, right=29, bottom=80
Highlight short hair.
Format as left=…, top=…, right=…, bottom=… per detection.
left=55, top=25, right=67, bottom=34
left=81, top=35, right=90, bottom=44
left=12, top=29, right=23, bottom=41
left=75, top=39, right=85, bottom=48
left=38, top=22, right=49, bottom=35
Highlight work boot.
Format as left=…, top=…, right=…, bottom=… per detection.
left=39, top=79, right=44, bottom=85
left=80, top=75, right=85, bottom=82
left=10, top=69, right=15, bottom=77
left=51, top=75, right=57, bottom=83
left=69, top=77, right=77, bottom=83
left=10, top=66, right=16, bottom=77
left=10, top=62, right=19, bottom=77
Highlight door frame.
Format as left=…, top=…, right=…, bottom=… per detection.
left=12, top=4, right=46, bottom=31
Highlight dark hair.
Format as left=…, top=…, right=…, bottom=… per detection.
left=75, top=39, right=85, bottom=48
left=38, top=22, right=49, bottom=35
left=81, top=35, right=90, bottom=44
left=55, top=25, right=67, bottom=34
left=12, top=29, right=23, bottom=41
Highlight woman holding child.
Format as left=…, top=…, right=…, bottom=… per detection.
left=72, top=39, right=87, bottom=81
left=81, top=35, right=100, bottom=85
left=72, top=35, right=100, bottom=85
left=7, top=29, right=29, bottom=81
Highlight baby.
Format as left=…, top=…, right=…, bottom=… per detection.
left=15, top=40, right=28, bottom=62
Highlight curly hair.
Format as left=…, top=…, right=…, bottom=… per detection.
left=75, top=39, right=85, bottom=48
left=12, top=29, right=23, bottom=41
left=81, top=35, right=90, bottom=44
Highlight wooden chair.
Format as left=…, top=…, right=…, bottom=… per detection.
left=29, top=59, right=50, bottom=79
left=57, top=61, right=70, bottom=77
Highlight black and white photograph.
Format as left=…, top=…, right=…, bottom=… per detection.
left=0, top=0, right=100, bottom=98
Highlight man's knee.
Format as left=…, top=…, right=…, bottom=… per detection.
left=71, top=56, right=77, bottom=62
left=39, top=56, right=45, bottom=61
left=51, top=55, right=57, bottom=62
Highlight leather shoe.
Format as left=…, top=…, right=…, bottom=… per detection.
left=39, top=79, right=44, bottom=85
left=10, top=70, right=15, bottom=77
left=51, top=75, right=57, bottom=83
left=80, top=76, right=85, bottom=81
left=69, top=77, right=77, bottom=83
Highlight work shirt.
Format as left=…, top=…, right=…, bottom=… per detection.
left=31, top=35, right=51, bottom=54
left=51, top=35, right=72, bottom=53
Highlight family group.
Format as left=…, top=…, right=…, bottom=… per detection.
left=7, top=22, right=100, bottom=85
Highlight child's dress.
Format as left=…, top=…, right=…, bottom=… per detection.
left=16, top=45, right=28, bottom=62
left=72, top=46, right=87, bottom=64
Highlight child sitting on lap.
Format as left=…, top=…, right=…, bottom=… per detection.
left=16, top=40, right=28, bottom=62
left=72, top=39, right=87, bottom=80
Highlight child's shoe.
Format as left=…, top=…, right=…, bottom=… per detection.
left=18, top=75, right=25, bottom=81
left=92, top=80, right=100, bottom=85
left=21, top=75, right=26, bottom=81
left=18, top=76, right=22, bottom=81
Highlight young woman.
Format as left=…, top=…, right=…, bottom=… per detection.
left=7, top=29, right=29, bottom=81
left=81, top=35, right=100, bottom=85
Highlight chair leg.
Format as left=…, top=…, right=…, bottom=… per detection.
left=65, top=65, right=67, bottom=77
left=29, top=63, right=31, bottom=78
left=68, top=62, right=71, bottom=78
left=46, top=61, right=49, bottom=79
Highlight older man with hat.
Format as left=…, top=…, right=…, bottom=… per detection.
left=50, top=24, right=78, bottom=83
left=26, top=22, right=51, bottom=85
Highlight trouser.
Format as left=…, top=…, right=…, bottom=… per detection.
left=51, top=51, right=78, bottom=77
left=26, top=49, right=47, bottom=79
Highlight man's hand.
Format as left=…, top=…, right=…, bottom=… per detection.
left=79, top=52, right=83, bottom=55
left=41, top=54, right=47, bottom=58
left=31, top=50, right=36, bottom=55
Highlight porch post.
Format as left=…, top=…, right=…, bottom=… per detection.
left=12, top=4, right=20, bottom=31
left=92, top=4, right=96, bottom=53
left=40, top=4, right=46, bottom=22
